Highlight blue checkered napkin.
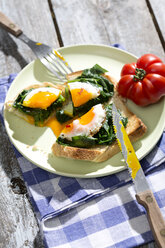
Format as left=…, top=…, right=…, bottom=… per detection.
left=1, top=71, right=165, bottom=248
left=42, top=163, right=165, bottom=248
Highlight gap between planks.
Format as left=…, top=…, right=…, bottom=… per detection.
left=146, top=0, right=165, bottom=52
left=48, top=0, right=64, bottom=47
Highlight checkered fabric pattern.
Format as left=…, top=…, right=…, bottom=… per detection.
left=1, top=67, right=165, bottom=247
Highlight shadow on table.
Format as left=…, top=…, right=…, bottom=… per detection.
left=33, top=230, right=44, bottom=248
left=0, top=27, right=28, bottom=69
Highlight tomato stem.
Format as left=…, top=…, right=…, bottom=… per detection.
left=133, top=68, right=146, bottom=81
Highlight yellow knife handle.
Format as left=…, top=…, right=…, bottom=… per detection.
left=136, top=190, right=165, bottom=248
left=0, top=12, right=22, bottom=37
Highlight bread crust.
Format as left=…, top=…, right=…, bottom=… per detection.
left=52, top=72, right=147, bottom=162
left=52, top=115, right=146, bottom=162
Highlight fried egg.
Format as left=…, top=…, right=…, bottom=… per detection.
left=23, top=87, right=62, bottom=109
left=60, top=104, right=106, bottom=140
left=68, top=82, right=100, bottom=107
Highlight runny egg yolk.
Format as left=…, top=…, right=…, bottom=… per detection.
left=46, top=117, right=69, bottom=137
left=79, top=107, right=95, bottom=125
left=22, top=87, right=62, bottom=110
left=23, top=104, right=105, bottom=140
left=24, top=114, right=67, bottom=137
left=70, top=88, right=93, bottom=107
left=68, top=82, right=100, bottom=107
left=62, top=107, right=95, bottom=134
left=23, top=91, right=59, bottom=109
left=27, top=115, right=35, bottom=125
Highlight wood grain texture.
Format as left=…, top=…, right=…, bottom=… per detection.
left=0, top=122, right=44, bottom=248
left=51, top=0, right=165, bottom=59
left=0, top=0, right=59, bottom=77
left=0, top=0, right=59, bottom=247
left=148, top=0, right=165, bottom=45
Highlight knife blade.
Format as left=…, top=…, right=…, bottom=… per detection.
left=112, top=102, right=165, bottom=248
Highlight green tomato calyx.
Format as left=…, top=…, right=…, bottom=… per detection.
left=133, top=68, right=146, bottom=81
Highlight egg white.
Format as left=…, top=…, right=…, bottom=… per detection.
left=68, top=82, right=100, bottom=98
left=60, top=104, right=106, bottom=140
left=23, top=87, right=61, bottom=103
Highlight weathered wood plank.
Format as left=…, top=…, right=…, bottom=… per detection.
left=51, top=0, right=164, bottom=60
left=148, top=0, right=165, bottom=47
left=0, top=0, right=60, bottom=247
left=0, top=0, right=59, bottom=77
left=0, top=122, right=44, bottom=248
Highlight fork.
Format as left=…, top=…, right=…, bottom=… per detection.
left=0, top=12, right=73, bottom=82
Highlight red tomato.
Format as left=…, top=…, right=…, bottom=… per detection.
left=117, top=54, right=165, bottom=106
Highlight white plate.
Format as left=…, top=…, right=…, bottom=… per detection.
left=4, top=44, right=165, bottom=178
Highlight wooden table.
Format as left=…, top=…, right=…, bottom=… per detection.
left=0, top=0, right=164, bottom=247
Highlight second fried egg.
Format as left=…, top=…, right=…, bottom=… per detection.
left=60, top=104, right=106, bottom=140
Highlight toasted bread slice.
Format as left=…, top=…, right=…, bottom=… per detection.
left=52, top=72, right=147, bottom=162
left=5, top=82, right=64, bottom=126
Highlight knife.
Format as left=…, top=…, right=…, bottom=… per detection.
left=112, top=103, right=165, bottom=248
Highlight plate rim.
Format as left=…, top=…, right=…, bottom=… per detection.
left=3, top=44, right=165, bottom=178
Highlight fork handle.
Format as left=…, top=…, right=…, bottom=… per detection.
left=0, top=12, right=22, bottom=37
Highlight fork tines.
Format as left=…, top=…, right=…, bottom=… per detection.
left=41, top=49, right=73, bottom=82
